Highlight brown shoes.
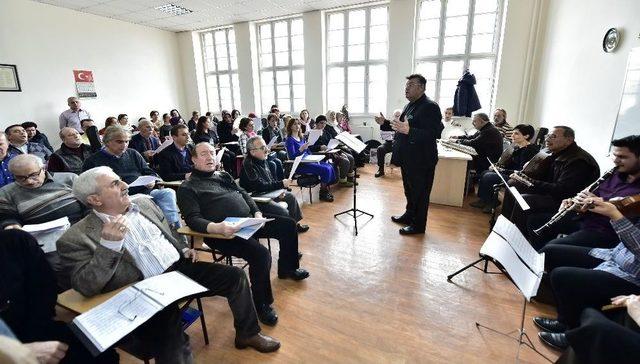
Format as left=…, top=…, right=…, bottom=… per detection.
left=235, top=333, right=281, bottom=353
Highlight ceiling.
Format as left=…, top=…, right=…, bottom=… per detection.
left=32, top=0, right=381, bottom=33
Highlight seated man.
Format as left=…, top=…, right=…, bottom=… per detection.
left=22, top=121, right=54, bottom=152
left=5, top=124, right=51, bottom=161
left=239, top=136, right=308, bottom=233
left=47, top=127, right=93, bottom=174
left=82, top=125, right=181, bottom=230
left=533, top=197, right=640, bottom=346
left=0, top=132, right=17, bottom=187
left=177, top=143, right=309, bottom=326
left=501, top=126, right=600, bottom=232
left=309, top=115, right=354, bottom=187
left=57, top=167, right=280, bottom=360
left=260, top=113, right=288, bottom=162
left=129, top=119, right=161, bottom=164
left=156, top=124, right=192, bottom=182
left=469, top=124, right=539, bottom=213
left=450, top=112, right=503, bottom=174
left=0, top=229, right=117, bottom=363
left=492, top=108, right=513, bottom=140
left=373, top=110, right=399, bottom=178
left=528, top=135, right=640, bottom=250
left=0, top=154, right=86, bottom=291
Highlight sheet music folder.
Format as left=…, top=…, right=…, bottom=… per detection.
left=488, top=158, right=530, bottom=211
left=479, top=216, right=544, bottom=301
left=70, top=272, right=207, bottom=356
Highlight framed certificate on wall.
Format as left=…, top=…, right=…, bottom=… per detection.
left=0, top=64, right=21, bottom=92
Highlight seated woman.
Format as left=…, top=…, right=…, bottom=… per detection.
left=261, top=113, right=288, bottom=163
left=98, top=116, right=116, bottom=136
left=310, top=115, right=355, bottom=187
left=240, top=118, right=284, bottom=179
left=285, top=118, right=337, bottom=202
left=470, top=124, right=539, bottom=212
left=336, top=111, right=351, bottom=134
left=191, top=115, right=236, bottom=176
left=533, top=198, right=640, bottom=345
left=217, top=111, right=242, bottom=155
left=240, top=136, right=308, bottom=233
left=299, top=109, right=314, bottom=134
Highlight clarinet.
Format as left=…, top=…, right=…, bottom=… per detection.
left=533, top=167, right=617, bottom=236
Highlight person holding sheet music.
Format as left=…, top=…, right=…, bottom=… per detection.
left=191, top=115, right=236, bottom=176
left=58, top=166, right=281, bottom=358
left=449, top=112, right=503, bottom=174
left=261, top=113, right=288, bottom=162
left=240, top=136, right=308, bottom=233
left=0, top=229, right=119, bottom=363
left=309, top=115, right=355, bottom=187
left=156, top=125, right=193, bottom=182
left=533, top=197, right=640, bottom=349
left=240, top=117, right=285, bottom=179
left=285, top=118, right=337, bottom=202
left=177, top=142, right=309, bottom=326
left=374, top=109, right=399, bottom=178
left=469, top=124, right=539, bottom=213
left=376, top=74, right=444, bottom=235
left=82, top=125, right=182, bottom=231
left=129, top=119, right=161, bottom=164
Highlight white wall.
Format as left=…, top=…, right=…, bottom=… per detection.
left=0, top=0, right=186, bottom=142
left=527, top=0, right=640, bottom=168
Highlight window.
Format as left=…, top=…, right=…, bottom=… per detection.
left=415, top=0, right=503, bottom=112
left=326, top=5, right=389, bottom=114
left=201, top=27, right=241, bottom=112
left=257, top=17, right=305, bottom=114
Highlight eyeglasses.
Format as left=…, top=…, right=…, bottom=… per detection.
left=118, top=288, right=164, bottom=321
left=250, top=146, right=268, bottom=151
left=14, top=168, right=42, bottom=183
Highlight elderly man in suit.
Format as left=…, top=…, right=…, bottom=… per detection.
left=56, top=166, right=280, bottom=363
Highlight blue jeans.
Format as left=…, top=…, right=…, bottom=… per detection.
left=150, top=188, right=180, bottom=226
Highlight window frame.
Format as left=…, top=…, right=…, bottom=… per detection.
left=414, top=0, right=504, bottom=111
left=325, top=3, right=390, bottom=116
left=256, top=16, right=305, bottom=115
left=199, top=27, right=241, bottom=113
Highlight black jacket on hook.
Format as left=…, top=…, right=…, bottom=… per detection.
left=453, top=70, right=481, bottom=117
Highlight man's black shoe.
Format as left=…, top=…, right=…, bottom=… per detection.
left=375, top=170, right=385, bottom=178
left=278, top=268, right=310, bottom=280
left=319, top=191, right=334, bottom=202
left=391, top=215, right=412, bottom=225
left=399, top=225, right=425, bottom=235
left=533, top=317, right=567, bottom=333
left=257, top=304, right=278, bottom=326
left=538, top=332, right=569, bottom=350
left=296, top=224, right=309, bottom=233
left=298, top=252, right=303, bottom=260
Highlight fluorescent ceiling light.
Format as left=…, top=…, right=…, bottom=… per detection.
left=154, top=3, right=193, bottom=16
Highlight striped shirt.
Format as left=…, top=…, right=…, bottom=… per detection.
left=590, top=217, right=640, bottom=286
left=95, top=201, right=180, bottom=278
left=494, top=121, right=514, bottom=140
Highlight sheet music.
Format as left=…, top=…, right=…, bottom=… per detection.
left=509, top=186, right=531, bottom=211
left=307, top=129, right=323, bottom=145
left=73, top=287, right=161, bottom=353
left=224, top=217, right=274, bottom=239
left=335, top=132, right=366, bottom=153
left=216, top=147, right=227, bottom=164
left=301, top=154, right=325, bottom=163
left=288, top=155, right=303, bottom=179
left=326, top=138, right=341, bottom=150
left=23, top=217, right=70, bottom=253
left=128, top=175, right=162, bottom=188
left=133, top=271, right=207, bottom=307
left=253, top=189, right=286, bottom=199
left=153, top=139, right=173, bottom=154
left=480, top=232, right=542, bottom=301
left=492, top=216, right=544, bottom=275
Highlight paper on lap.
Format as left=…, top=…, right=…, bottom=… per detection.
left=288, top=155, right=303, bottom=180
left=128, top=175, right=161, bottom=188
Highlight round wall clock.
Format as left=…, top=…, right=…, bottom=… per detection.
left=603, top=28, right=620, bottom=53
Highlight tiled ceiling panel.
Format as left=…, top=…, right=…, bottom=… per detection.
left=31, top=0, right=383, bottom=32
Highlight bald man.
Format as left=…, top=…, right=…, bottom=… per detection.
left=48, top=127, right=93, bottom=174
left=59, top=96, right=91, bottom=132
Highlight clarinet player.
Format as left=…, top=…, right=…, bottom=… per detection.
left=527, top=135, right=640, bottom=250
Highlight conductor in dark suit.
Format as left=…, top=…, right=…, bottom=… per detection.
left=376, top=74, right=443, bottom=235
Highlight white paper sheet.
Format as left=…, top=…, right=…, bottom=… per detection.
left=326, top=139, right=341, bottom=150
left=253, top=189, right=286, bottom=199
left=153, top=139, right=173, bottom=154
left=288, top=155, right=303, bottom=179
left=128, top=175, right=161, bottom=188
left=307, top=129, right=323, bottom=146
left=23, top=217, right=70, bottom=253
left=492, top=216, right=544, bottom=275
left=133, top=271, right=207, bottom=307
left=335, top=132, right=366, bottom=153
left=509, top=186, right=531, bottom=211
left=267, top=136, right=279, bottom=148
left=301, top=154, right=325, bottom=163
left=216, top=147, right=227, bottom=164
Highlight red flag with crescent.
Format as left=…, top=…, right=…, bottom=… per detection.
left=73, top=70, right=94, bottom=82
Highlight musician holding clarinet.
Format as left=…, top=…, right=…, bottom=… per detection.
left=528, top=135, right=640, bottom=250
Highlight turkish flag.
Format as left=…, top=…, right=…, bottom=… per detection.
left=73, top=70, right=94, bottom=82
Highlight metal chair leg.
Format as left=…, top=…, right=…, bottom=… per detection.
left=196, top=297, right=210, bottom=345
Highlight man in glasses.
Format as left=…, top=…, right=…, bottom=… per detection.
left=375, top=74, right=444, bottom=235
left=0, top=154, right=87, bottom=291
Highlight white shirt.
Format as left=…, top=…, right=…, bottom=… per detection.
left=59, top=108, right=91, bottom=132
left=95, top=202, right=180, bottom=278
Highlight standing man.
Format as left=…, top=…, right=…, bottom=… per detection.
left=59, top=97, right=91, bottom=133
left=376, top=74, right=443, bottom=235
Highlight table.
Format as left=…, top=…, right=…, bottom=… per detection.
left=431, top=144, right=473, bottom=207
left=57, top=286, right=128, bottom=314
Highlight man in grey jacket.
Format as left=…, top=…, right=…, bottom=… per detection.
left=57, top=166, right=280, bottom=363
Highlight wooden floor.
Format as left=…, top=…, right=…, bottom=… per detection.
left=97, top=164, right=560, bottom=363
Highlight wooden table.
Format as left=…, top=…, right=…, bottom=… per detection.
left=431, top=144, right=473, bottom=207
left=57, top=286, right=128, bottom=314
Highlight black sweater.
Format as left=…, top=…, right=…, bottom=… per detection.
left=458, top=122, right=503, bottom=172
left=82, top=148, right=158, bottom=195
left=239, top=157, right=284, bottom=193
left=177, top=169, right=259, bottom=233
